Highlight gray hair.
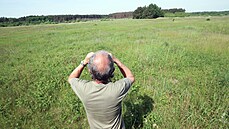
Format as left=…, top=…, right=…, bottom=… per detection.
left=88, top=51, right=115, bottom=82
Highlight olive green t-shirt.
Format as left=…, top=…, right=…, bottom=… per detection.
left=70, top=78, right=132, bottom=129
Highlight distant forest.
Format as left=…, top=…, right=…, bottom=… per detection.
left=0, top=15, right=108, bottom=27
left=0, top=8, right=229, bottom=27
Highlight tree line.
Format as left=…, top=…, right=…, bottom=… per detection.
left=162, top=8, right=185, bottom=13
left=109, top=12, right=133, bottom=19
left=186, top=11, right=229, bottom=16
left=1, top=3, right=229, bottom=27
left=0, top=14, right=108, bottom=27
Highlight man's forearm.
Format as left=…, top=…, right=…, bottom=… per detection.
left=114, top=58, right=135, bottom=83
left=68, top=64, right=85, bottom=83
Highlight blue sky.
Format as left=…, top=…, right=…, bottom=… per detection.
left=0, top=0, right=228, bottom=18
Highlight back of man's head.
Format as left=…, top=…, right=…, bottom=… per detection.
left=88, top=50, right=115, bottom=83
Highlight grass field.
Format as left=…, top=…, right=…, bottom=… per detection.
left=0, top=16, right=229, bottom=128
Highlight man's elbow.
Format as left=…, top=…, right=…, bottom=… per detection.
left=128, top=76, right=135, bottom=84
left=68, top=76, right=73, bottom=84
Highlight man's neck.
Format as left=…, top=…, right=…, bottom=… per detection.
left=94, top=79, right=109, bottom=84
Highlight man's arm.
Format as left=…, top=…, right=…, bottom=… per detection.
left=112, top=56, right=135, bottom=84
left=68, top=52, right=94, bottom=83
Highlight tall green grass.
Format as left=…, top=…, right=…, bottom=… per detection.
left=0, top=17, right=229, bottom=128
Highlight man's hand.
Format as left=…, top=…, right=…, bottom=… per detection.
left=68, top=52, right=94, bottom=83
left=84, top=52, right=94, bottom=64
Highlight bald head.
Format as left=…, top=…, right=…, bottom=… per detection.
left=93, top=51, right=111, bottom=73
left=88, top=50, right=115, bottom=82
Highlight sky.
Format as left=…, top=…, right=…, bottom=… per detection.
left=0, top=0, right=228, bottom=18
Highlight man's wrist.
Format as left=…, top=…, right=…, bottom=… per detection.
left=80, top=60, right=87, bottom=67
left=112, top=58, right=118, bottom=64
left=114, top=59, right=121, bottom=66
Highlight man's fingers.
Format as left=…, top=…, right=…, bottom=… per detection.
left=84, top=52, right=94, bottom=64
left=87, top=52, right=94, bottom=58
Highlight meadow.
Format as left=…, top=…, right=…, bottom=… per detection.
left=0, top=16, right=228, bottom=128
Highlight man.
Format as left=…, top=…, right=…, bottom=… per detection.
left=68, top=50, right=135, bottom=129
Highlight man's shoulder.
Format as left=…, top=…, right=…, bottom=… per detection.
left=107, top=78, right=132, bottom=99
left=71, top=78, right=90, bottom=82
left=114, top=78, right=132, bottom=85
left=110, top=78, right=132, bottom=90
left=70, top=78, right=91, bottom=86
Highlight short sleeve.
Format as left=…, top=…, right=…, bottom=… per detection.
left=114, top=78, right=132, bottom=100
left=69, top=78, right=89, bottom=101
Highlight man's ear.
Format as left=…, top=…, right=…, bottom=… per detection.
left=88, top=68, right=92, bottom=73
left=88, top=68, right=94, bottom=79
